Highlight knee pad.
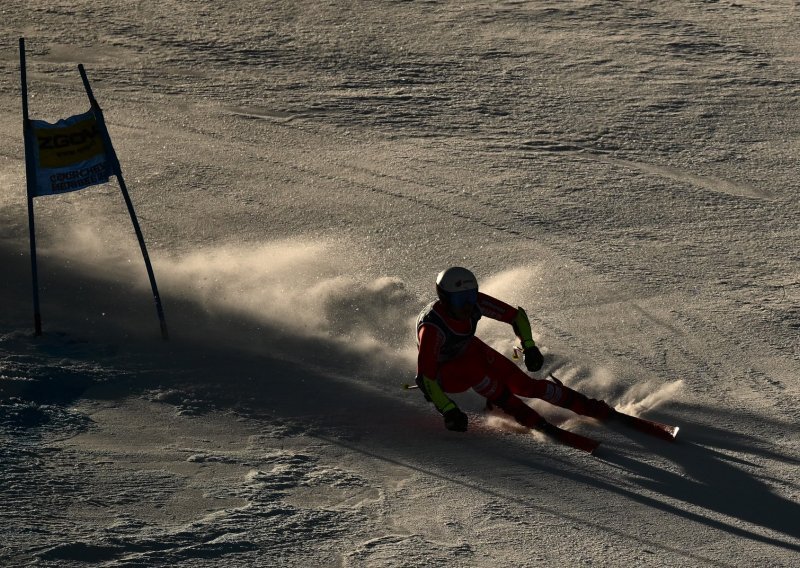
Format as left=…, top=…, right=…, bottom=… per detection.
left=473, top=376, right=506, bottom=401
left=540, top=381, right=574, bottom=407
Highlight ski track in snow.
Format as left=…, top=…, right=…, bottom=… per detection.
left=1, top=1, right=800, bottom=567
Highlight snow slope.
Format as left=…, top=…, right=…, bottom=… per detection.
left=1, top=1, right=798, bottom=566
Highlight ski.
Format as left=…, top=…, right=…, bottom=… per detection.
left=543, top=373, right=679, bottom=442
left=538, top=421, right=601, bottom=454
left=405, top=383, right=599, bottom=454
left=608, top=409, right=679, bottom=441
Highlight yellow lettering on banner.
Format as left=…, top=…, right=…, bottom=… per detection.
left=34, top=116, right=106, bottom=169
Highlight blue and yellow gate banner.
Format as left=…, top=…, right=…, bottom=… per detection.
left=26, top=109, right=111, bottom=197
left=19, top=37, right=168, bottom=339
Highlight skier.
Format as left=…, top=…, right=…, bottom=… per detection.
left=415, top=267, right=612, bottom=433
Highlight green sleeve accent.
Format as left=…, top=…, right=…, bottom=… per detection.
left=513, top=307, right=536, bottom=349
left=421, top=375, right=457, bottom=414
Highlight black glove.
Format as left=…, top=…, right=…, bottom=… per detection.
left=443, top=407, right=468, bottom=432
left=523, top=345, right=544, bottom=372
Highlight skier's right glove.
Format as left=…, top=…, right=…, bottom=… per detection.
left=443, top=407, right=468, bottom=432
left=523, top=345, right=544, bottom=372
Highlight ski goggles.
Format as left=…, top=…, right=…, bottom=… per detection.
left=448, top=288, right=478, bottom=308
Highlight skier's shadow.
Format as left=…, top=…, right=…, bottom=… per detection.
left=589, top=408, right=800, bottom=549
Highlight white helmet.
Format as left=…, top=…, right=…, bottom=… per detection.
left=436, top=267, right=478, bottom=307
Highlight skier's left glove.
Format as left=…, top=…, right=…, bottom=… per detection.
left=523, top=345, right=544, bottom=372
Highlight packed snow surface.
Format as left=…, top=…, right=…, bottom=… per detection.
left=1, top=2, right=798, bottom=567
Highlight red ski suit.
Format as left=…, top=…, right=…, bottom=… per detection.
left=416, top=293, right=569, bottom=427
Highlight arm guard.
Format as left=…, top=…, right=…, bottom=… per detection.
left=511, top=307, right=536, bottom=349
left=416, top=374, right=457, bottom=414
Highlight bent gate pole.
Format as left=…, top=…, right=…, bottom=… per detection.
left=77, top=64, right=169, bottom=341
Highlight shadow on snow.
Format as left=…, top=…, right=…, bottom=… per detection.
left=1, top=237, right=798, bottom=563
